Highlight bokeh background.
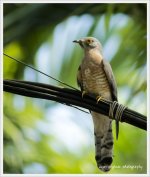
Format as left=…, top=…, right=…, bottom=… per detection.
left=3, top=3, right=147, bottom=174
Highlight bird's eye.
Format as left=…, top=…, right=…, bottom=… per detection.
left=87, top=39, right=91, bottom=44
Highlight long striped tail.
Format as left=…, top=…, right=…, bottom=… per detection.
left=91, top=112, right=114, bottom=172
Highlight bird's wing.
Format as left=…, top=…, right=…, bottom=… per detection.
left=77, top=65, right=83, bottom=91
left=102, top=59, right=118, bottom=101
left=102, top=59, right=119, bottom=139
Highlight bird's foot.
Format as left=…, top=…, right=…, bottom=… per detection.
left=96, top=96, right=103, bottom=104
left=96, top=96, right=108, bottom=104
left=82, top=91, right=88, bottom=98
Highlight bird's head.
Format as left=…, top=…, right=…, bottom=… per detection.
left=73, top=37, right=102, bottom=52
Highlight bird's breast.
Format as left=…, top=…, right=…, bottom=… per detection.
left=82, top=63, right=111, bottom=99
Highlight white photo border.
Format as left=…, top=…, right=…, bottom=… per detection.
left=0, top=0, right=149, bottom=177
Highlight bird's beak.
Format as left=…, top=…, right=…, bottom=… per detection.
left=73, top=40, right=80, bottom=43
left=73, top=39, right=84, bottom=48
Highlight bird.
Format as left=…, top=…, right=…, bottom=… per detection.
left=73, top=37, right=118, bottom=172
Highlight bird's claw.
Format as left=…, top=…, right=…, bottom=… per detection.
left=96, top=96, right=102, bottom=104
left=82, top=91, right=88, bottom=98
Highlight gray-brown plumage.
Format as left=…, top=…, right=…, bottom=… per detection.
left=73, top=37, right=118, bottom=172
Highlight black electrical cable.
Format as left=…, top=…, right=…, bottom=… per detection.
left=3, top=79, right=147, bottom=131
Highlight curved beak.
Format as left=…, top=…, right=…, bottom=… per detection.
left=73, top=39, right=84, bottom=48
left=73, top=40, right=80, bottom=43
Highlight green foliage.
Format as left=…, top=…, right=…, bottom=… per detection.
left=3, top=3, right=147, bottom=174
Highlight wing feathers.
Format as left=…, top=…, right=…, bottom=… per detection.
left=77, top=65, right=83, bottom=91
left=102, top=60, right=118, bottom=101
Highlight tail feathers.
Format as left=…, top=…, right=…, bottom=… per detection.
left=94, top=125, right=114, bottom=172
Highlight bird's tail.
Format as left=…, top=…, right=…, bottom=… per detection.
left=91, top=112, right=114, bottom=172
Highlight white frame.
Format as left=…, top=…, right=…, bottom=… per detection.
left=0, top=1, right=149, bottom=177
